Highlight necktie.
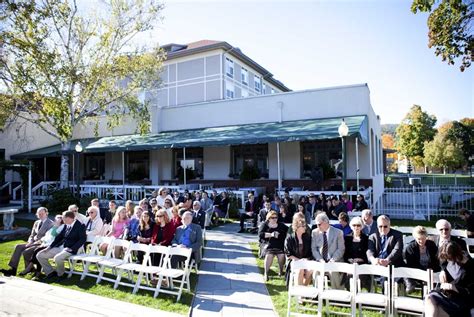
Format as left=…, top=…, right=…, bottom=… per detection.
left=379, top=235, right=388, bottom=259
left=322, top=231, right=329, bottom=262
left=65, top=225, right=72, bottom=237
left=38, top=221, right=43, bottom=231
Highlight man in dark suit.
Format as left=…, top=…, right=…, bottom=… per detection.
left=367, top=215, right=404, bottom=267
left=191, top=201, right=206, bottom=229
left=0, top=207, right=54, bottom=276
left=433, top=219, right=468, bottom=254
left=238, top=193, right=258, bottom=233
left=362, top=209, right=377, bottom=236
left=305, top=193, right=318, bottom=224
left=36, top=210, right=86, bottom=280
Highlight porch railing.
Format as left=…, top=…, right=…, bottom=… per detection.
left=0, top=182, right=12, bottom=195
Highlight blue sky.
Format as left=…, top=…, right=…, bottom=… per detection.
left=141, top=0, right=473, bottom=125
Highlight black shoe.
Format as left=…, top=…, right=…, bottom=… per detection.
left=44, top=272, right=58, bottom=280
left=237, top=229, right=245, bottom=233
left=55, top=274, right=67, bottom=282
left=0, top=268, right=16, bottom=276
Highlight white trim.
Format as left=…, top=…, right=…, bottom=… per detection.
left=220, top=52, right=223, bottom=99
left=156, top=78, right=221, bottom=90
left=167, top=66, right=170, bottom=106
left=175, top=62, right=178, bottom=105
left=204, top=56, right=207, bottom=101
left=162, top=74, right=221, bottom=86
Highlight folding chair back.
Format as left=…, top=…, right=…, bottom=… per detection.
left=392, top=267, right=432, bottom=316
left=354, top=264, right=390, bottom=316
left=147, top=245, right=171, bottom=267
left=465, top=238, right=474, bottom=258
left=320, top=262, right=357, bottom=316
left=450, top=229, right=467, bottom=238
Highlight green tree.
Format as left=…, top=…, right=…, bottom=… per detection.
left=411, top=0, right=473, bottom=71
left=438, top=119, right=474, bottom=164
left=424, top=133, right=465, bottom=173
left=396, top=105, right=437, bottom=168
left=0, top=0, right=165, bottom=187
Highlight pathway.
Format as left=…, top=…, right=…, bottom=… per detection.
left=191, top=223, right=277, bottom=317
left=0, top=276, right=182, bottom=317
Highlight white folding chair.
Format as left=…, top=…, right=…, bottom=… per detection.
left=465, top=237, right=474, bottom=257
left=403, top=235, right=415, bottom=246
left=394, top=226, right=414, bottom=236
left=354, top=264, right=390, bottom=317
left=96, top=239, right=131, bottom=284
left=113, top=243, right=150, bottom=290
left=450, top=229, right=467, bottom=238
left=320, top=262, right=357, bottom=317
left=133, top=245, right=171, bottom=295
left=80, top=237, right=115, bottom=281
left=392, top=267, right=432, bottom=316
left=425, top=227, right=439, bottom=236
left=154, top=247, right=192, bottom=301
left=287, top=259, right=324, bottom=317
left=67, top=236, right=102, bottom=278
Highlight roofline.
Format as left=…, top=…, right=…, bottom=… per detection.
left=165, top=41, right=291, bottom=92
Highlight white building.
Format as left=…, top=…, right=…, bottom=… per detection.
left=0, top=40, right=384, bottom=202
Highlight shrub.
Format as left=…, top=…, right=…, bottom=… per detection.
left=42, top=188, right=78, bottom=215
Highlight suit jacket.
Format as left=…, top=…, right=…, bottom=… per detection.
left=363, top=221, right=377, bottom=236
left=245, top=199, right=258, bottom=213
left=50, top=220, right=87, bottom=254
left=285, top=231, right=312, bottom=260
left=432, top=235, right=468, bottom=254
left=311, top=226, right=345, bottom=262
left=85, top=216, right=104, bottom=243
left=367, top=228, right=404, bottom=267
left=172, top=223, right=203, bottom=263
left=28, top=218, right=54, bottom=244
left=191, top=208, right=206, bottom=229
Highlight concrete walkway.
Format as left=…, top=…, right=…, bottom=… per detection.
left=0, top=276, right=183, bottom=316
left=191, top=223, right=277, bottom=317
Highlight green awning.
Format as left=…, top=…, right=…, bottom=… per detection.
left=10, top=138, right=99, bottom=159
left=85, top=115, right=368, bottom=153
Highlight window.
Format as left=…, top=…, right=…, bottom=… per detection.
left=241, top=68, right=248, bottom=85
left=226, top=82, right=234, bottom=99
left=262, top=83, right=266, bottom=94
left=300, top=140, right=342, bottom=178
left=226, top=58, right=234, bottom=78
left=241, top=89, right=249, bottom=98
left=126, top=151, right=149, bottom=182
left=271, top=88, right=275, bottom=94
left=0, top=149, right=5, bottom=183
left=254, top=75, right=261, bottom=92
left=231, top=144, right=268, bottom=178
left=84, top=154, right=105, bottom=180
left=173, top=148, right=203, bottom=179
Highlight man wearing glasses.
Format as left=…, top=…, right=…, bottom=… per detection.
left=367, top=215, right=404, bottom=267
left=433, top=219, right=468, bottom=252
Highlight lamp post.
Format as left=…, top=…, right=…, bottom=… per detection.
left=75, top=141, right=83, bottom=201
left=338, top=119, right=349, bottom=192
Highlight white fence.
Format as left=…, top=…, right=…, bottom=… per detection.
left=374, top=186, right=474, bottom=220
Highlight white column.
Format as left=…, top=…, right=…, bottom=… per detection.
left=277, top=142, right=282, bottom=191
left=356, top=137, right=360, bottom=194
left=28, top=161, right=32, bottom=213
left=43, top=157, right=47, bottom=181
left=183, top=147, right=187, bottom=188
left=122, top=151, right=125, bottom=203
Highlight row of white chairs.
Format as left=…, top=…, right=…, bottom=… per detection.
left=288, top=260, right=433, bottom=317
left=67, top=236, right=194, bottom=302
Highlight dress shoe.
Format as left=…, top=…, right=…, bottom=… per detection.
left=19, top=264, right=34, bottom=276
left=237, top=229, right=245, bottom=233
left=44, top=271, right=58, bottom=280
left=0, top=268, right=16, bottom=277
left=55, top=274, right=67, bottom=282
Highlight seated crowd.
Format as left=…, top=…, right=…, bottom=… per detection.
left=0, top=187, right=230, bottom=281
left=246, top=191, right=473, bottom=317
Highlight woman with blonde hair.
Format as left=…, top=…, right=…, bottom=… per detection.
left=125, top=200, right=134, bottom=218
left=100, top=206, right=129, bottom=253
left=284, top=215, right=312, bottom=286
left=258, top=210, right=288, bottom=281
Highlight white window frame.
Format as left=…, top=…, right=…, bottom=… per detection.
left=226, top=82, right=234, bottom=99
left=271, top=88, right=275, bottom=94
left=241, top=68, right=248, bottom=86
left=241, top=89, right=249, bottom=98
left=254, top=75, right=261, bottom=92
left=262, top=83, right=266, bottom=94
left=226, top=58, right=234, bottom=78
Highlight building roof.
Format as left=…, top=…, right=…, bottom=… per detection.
left=161, top=40, right=291, bottom=92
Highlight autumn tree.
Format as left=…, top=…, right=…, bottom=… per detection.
left=0, top=0, right=165, bottom=187
left=396, top=105, right=437, bottom=168
left=411, top=0, right=473, bottom=71
left=424, top=132, right=464, bottom=173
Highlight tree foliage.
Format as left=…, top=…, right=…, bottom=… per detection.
left=395, top=105, right=437, bottom=167
left=0, top=0, right=165, bottom=186
left=423, top=132, right=465, bottom=172
left=438, top=118, right=474, bottom=164
left=411, top=0, right=473, bottom=71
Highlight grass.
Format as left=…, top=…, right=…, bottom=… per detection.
left=0, top=238, right=197, bottom=315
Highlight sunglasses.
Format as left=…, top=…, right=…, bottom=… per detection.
left=439, top=228, right=450, bottom=231
left=378, top=225, right=388, bottom=228
left=269, top=217, right=278, bottom=220
left=157, top=215, right=165, bottom=218
left=352, top=224, right=362, bottom=227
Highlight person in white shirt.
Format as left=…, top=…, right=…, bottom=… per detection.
left=85, top=206, right=104, bottom=243
left=68, top=204, right=87, bottom=225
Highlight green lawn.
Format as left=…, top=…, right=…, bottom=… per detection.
left=0, top=239, right=196, bottom=315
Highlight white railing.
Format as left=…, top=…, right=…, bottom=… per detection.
left=12, top=184, right=22, bottom=201
left=75, top=184, right=246, bottom=210
left=32, top=181, right=61, bottom=201
left=0, top=182, right=12, bottom=195
left=277, top=187, right=373, bottom=210
left=375, top=186, right=474, bottom=220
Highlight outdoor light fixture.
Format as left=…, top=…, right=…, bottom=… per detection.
left=338, top=119, right=348, bottom=192
left=75, top=141, right=83, bottom=153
